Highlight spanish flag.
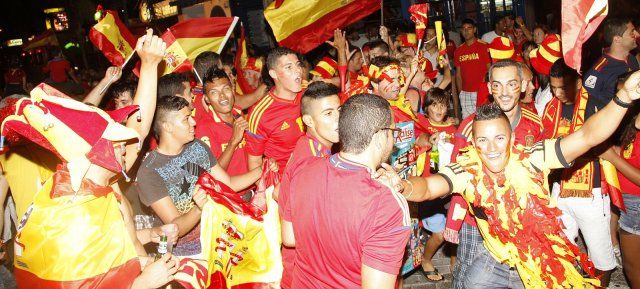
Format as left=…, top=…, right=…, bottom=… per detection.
left=160, top=29, right=193, bottom=75
left=89, top=10, right=137, bottom=67
left=194, top=163, right=282, bottom=288
left=561, top=0, right=608, bottom=72
left=14, top=166, right=140, bottom=289
left=264, top=0, right=381, bottom=53
left=234, top=26, right=255, bottom=95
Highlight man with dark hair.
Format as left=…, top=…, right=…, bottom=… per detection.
left=278, top=81, right=341, bottom=289
left=158, top=72, right=191, bottom=106
left=584, top=17, right=639, bottom=116
left=367, top=39, right=391, bottom=62
left=446, top=60, right=543, bottom=289
left=111, top=80, right=137, bottom=109
left=193, top=51, right=221, bottom=82
left=137, top=95, right=271, bottom=258
left=482, top=15, right=508, bottom=43
left=394, top=70, right=640, bottom=288
left=246, top=47, right=305, bottom=177
left=454, top=18, right=491, bottom=118
left=43, top=46, right=84, bottom=95
left=280, top=93, right=410, bottom=289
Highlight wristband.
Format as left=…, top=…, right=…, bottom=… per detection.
left=613, top=95, right=633, bottom=108
left=403, top=180, right=414, bottom=199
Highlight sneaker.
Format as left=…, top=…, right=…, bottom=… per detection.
left=613, top=245, right=623, bottom=269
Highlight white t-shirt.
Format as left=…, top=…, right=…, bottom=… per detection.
left=481, top=31, right=500, bottom=43
left=534, top=85, right=553, bottom=118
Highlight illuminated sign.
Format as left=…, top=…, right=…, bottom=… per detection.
left=6, top=39, right=23, bottom=47
left=44, top=8, right=69, bottom=31
left=43, top=7, right=64, bottom=14
left=153, top=1, right=178, bottom=19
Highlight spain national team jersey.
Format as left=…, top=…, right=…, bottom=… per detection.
left=246, top=89, right=305, bottom=172
left=423, top=118, right=457, bottom=139
left=583, top=53, right=639, bottom=117
left=194, top=106, right=249, bottom=176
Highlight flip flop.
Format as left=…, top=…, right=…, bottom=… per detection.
left=421, top=267, right=444, bottom=282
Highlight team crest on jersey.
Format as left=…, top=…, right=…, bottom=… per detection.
left=280, top=121, right=290, bottom=130
left=525, top=135, right=534, bottom=147
left=584, top=75, right=597, bottom=89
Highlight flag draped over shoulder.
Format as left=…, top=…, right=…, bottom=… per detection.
left=264, top=0, right=381, bottom=53
left=561, top=0, right=608, bottom=73
left=89, top=10, right=137, bottom=67
left=175, top=161, right=281, bottom=289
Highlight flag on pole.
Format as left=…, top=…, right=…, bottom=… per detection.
left=408, top=3, right=429, bottom=41
left=435, top=21, right=448, bottom=67
left=160, top=29, right=193, bottom=75
left=168, top=16, right=238, bottom=59
left=561, top=0, right=608, bottom=73
left=264, top=0, right=381, bottom=53
left=89, top=10, right=137, bottom=67
left=234, top=26, right=256, bottom=95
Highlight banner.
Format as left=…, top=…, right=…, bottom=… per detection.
left=89, top=10, right=137, bottom=67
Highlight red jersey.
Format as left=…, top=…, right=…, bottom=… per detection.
left=246, top=89, right=304, bottom=173
left=447, top=105, right=543, bottom=229
left=476, top=81, right=490, bottom=107
left=194, top=106, right=249, bottom=176
left=280, top=133, right=331, bottom=289
left=453, top=39, right=490, bottom=92
left=44, top=58, right=71, bottom=83
left=280, top=154, right=410, bottom=288
left=619, top=133, right=640, bottom=196
left=423, top=118, right=457, bottom=138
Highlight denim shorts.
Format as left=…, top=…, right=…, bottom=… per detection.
left=620, top=193, right=640, bottom=235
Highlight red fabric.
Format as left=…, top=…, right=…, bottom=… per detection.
left=280, top=154, right=409, bottom=288
left=422, top=118, right=457, bottom=137
left=245, top=90, right=304, bottom=174
left=89, top=10, right=137, bottom=67
left=44, top=59, right=71, bottom=83
left=197, top=170, right=265, bottom=222
left=408, top=4, right=429, bottom=40
left=275, top=0, right=381, bottom=53
left=390, top=106, right=428, bottom=136
left=446, top=40, right=456, bottom=60
left=235, top=27, right=256, bottom=96
left=15, top=258, right=140, bottom=289
left=195, top=108, right=249, bottom=177
left=453, top=39, right=490, bottom=92
left=4, top=69, right=25, bottom=84
left=161, top=29, right=193, bottom=74
left=619, top=133, right=640, bottom=196
left=476, top=81, right=490, bottom=107
left=446, top=107, right=544, bottom=230
left=169, top=17, right=235, bottom=39
left=279, top=133, right=331, bottom=289
left=561, top=0, right=608, bottom=72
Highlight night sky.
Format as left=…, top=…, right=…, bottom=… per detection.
left=0, top=0, right=49, bottom=42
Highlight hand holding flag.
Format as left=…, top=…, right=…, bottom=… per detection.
left=89, top=10, right=137, bottom=67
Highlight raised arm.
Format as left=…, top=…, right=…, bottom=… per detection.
left=561, top=70, right=640, bottom=163
left=83, top=66, right=122, bottom=106
left=235, top=84, right=267, bottom=110
left=374, top=163, right=451, bottom=202
left=125, top=30, right=166, bottom=171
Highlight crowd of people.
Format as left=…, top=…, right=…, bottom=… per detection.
left=0, top=10, right=639, bottom=289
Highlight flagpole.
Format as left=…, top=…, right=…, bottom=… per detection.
left=416, top=39, right=422, bottom=56
left=98, top=48, right=137, bottom=95
left=217, top=16, right=239, bottom=54
left=193, top=68, right=203, bottom=85
left=380, top=0, right=384, bottom=26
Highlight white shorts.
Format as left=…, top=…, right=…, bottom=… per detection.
left=552, top=183, right=617, bottom=271
left=459, top=90, right=477, bottom=119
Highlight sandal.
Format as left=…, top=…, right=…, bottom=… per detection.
left=420, top=267, right=444, bottom=282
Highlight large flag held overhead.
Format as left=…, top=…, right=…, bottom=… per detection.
left=89, top=10, right=137, bottom=67
left=561, top=0, right=608, bottom=73
left=264, top=0, right=381, bottom=53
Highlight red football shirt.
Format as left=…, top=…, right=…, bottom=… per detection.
left=194, top=106, right=249, bottom=176
left=619, top=132, right=640, bottom=196
left=454, top=39, right=490, bottom=92
left=447, top=105, right=543, bottom=228
left=44, top=58, right=71, bottom=83
left=280, top=154, right=410, bottom=288
left=423, top=118, right=457, bottom=138
left=279, top=133, right=331, bottom=289
left=246, top=89, right=304, bottom=173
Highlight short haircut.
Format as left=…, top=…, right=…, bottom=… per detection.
left=474, top=103, right=509, bottom=126
left=339, top=93, right=392, bottom=154
left=301, top=82, right=340, bottom=116
left=109, top=81, right=136, bottom=99
left=423, top=88, right=450, bottom=110
left=194, top=51, right=220, bottom=81
left=158, top=73, right=189, bottom=98
left=549, top=59, right=578, bottom=81
left=203, top=67, right=230, bottom=85
left=603, top=17, right=632, bottom=46
left=266, top=47, right=298, bottom=72
left=488, top=59, right=522, bottom=82
left=462, top=18, right=476, bottom=27
left=153, top=95, right=190, bottom=136
left=368, top=39, right=390, bottom=53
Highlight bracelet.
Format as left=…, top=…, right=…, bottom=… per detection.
left=403, top=179, right=414, bottom=199
left=613, top=95, right=633, bottom=108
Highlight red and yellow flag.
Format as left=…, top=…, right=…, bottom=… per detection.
left=14, top=167, right=140, bottom=289
left=408, top=3, right=429, bottom=41
left=168, top=17, right=238, bottom=61
left=89, top=10, right=137, bottom=67
left=234, top=26, right=256, bottom=95
left=160, top=29, right=193, bottom=75
left=264, top=0, right=381, bottom=53
left=561, top=0, right=608, bottom=72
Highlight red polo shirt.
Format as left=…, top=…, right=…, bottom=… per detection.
left=453, top=39, right=490, bottom=92
left=246, top=89, right=304, bottom=174
left=279, top=133, right=332, bottom=289
left=194, top=106, right=249, bottom=176
left=280, top=154, right=410, bottom=288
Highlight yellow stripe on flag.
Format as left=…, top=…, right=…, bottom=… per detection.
left=176, top=37, right=225, bottom=62
left=264, top=0, right=352, bottom=41
left=92, top=13, right=134, bottom=59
